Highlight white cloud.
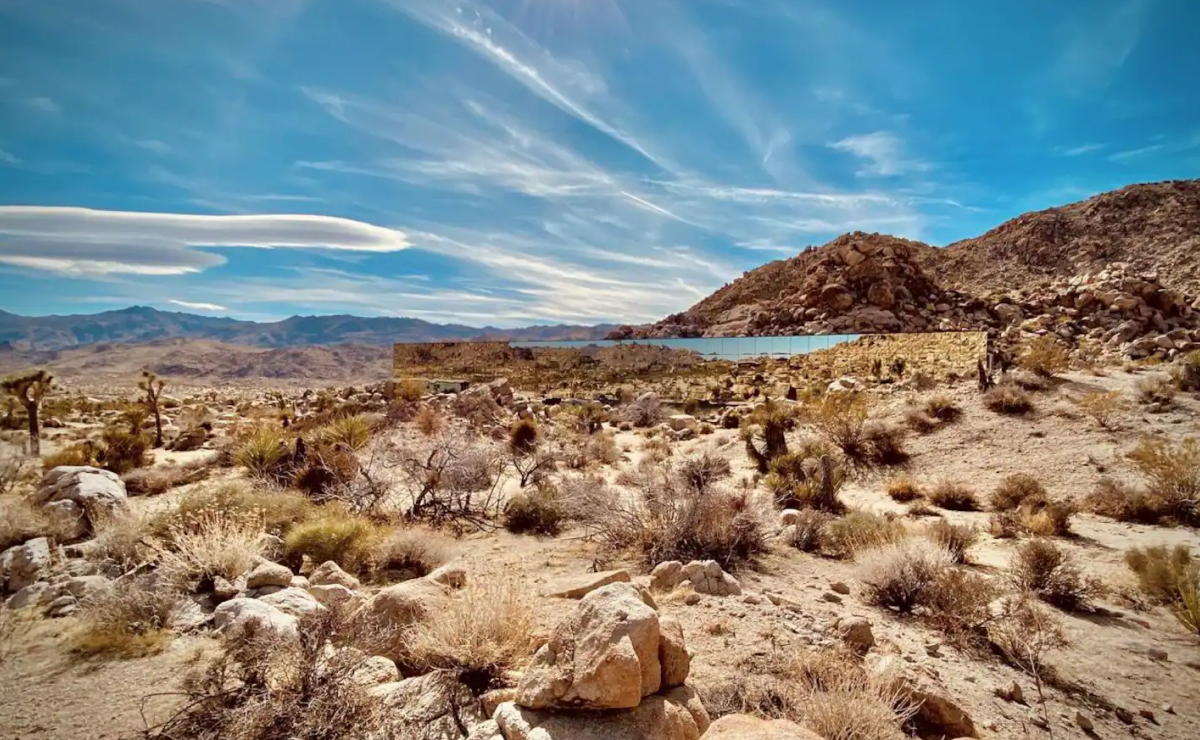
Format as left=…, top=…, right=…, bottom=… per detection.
left=1058, top=143, right=1106, bottom=156
left=830, top=132, right=928, bottom=177
left=169, top=299, right=227, bottom=312
left=1108, top=143, right=1164, bottom=162
left=0, top=148, right=19, bottom=166
left=28, top=96, right=60, bottom=114
left=0, top=207, right=410, bottom=275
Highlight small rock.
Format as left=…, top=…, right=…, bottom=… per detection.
left=352, top=655, right=400, bottom=685
left=1148, top=647, right=1169, bottom=662
left=290, top=575, right=309, bottom=589
left=994, top=682, right=1023, bottom=703
left=212, top=577, right=239, bottom=603
left=1031, top=716, right=1049, bottom=729
left=821, top=592, right=842, bottom=604
left=684, top=592, right=702, bottom=606
left=245, top=561, right=293, bottom=590
left=924, top=642, right=942, bottom=658
left=308, top=560, right=361, bottom=589
left=308, top=583, right=357, bottom=606
left=650, top=561, right=684, bottom=591
left=1138, top=708, right=1156, bottom=723
left=1076, top=711, right=1094, bottom=732
left=46, top=594, right=78, bottom=618
left=829, top=582, right=850, bottom=595
left=1161, top=702, right=1175, bottom=714
left=426, top=562, right=467, bottom=589
left=1114, top=707, right=1134, bottom=724
left=836, top=616, right=875, bottom=653
left=743, top=593, right=763, bottom=605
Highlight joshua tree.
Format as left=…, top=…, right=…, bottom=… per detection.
left=139, top=370, right=166, bottom=448
left=2, top=370, right=53, bottom=456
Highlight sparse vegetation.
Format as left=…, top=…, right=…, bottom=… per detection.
left=283, top=509, right=382, bottom=576
left=138, top=371, right=167, bottom=448
left=316, top=414, right=374, bottom=452
left=822, top=511, right=907, bottom=559
left=70, top=578, right=176, bottom=659
left=886, top=475, right=922, bottom=503
left=785, top=508, right=833, bottom=553
left=1018, top=335, right=1070, bottom=378
left=1075, top=390, right=1126, bottom=429
left=504, top=481, right=568, bottom=536
left=1125, top=546, right=1200, bottom=635
left=984, top=383, right=1035, bottom=415
left=158, top=508, right=267, bottom=585
left=766, top=452, right=846, bottom=512
left=369, top=526, right=453, bottom=582
left=2, top=369, right=53, bottom=455
left=991, top=473, right=1047, bottom=511
left=1008, top=538, right=1101, bottom=611
left=1135, top=375, right=1176, bottom=407
left=1126, top=437, right=1200, bottom=526
left=924, top=520, right=978, bottom=563
left=232, top=427, right=292, bottom=482
left=928, top=480, right=980, bottom=511
left=741, top=399, right=795, bottom=472
left=857, top=540, right=954, bottom=613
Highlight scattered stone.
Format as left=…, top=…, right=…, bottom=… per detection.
left=820, top=592, right=842, bottom=604
left=46, top=594, right=78, bottom=618
left=779, top=509, right=802, bottom=526
left=356, top=578, right=452, bottom=629
left=370, top=673, right=486, bottom=740
left=352, top=655, right=400, bottom=686
left=6, top=582, right=53, bottom=610
left=829, top=582, right=850, bottom=595
left=835, top=616, right=875, bottom=653
left=743, top=593, right=763, bottom=605
left=651, top=561, right=684, bottom=591
left=995, top=682, right=1024, bottom=703
left=245, top=561, right=294, bottom=590
left=1114, top=706, right=1134, bottom=724
left=684, top=592, right=702, bottom=606
left=1075, top=711, right=1094, bottom=732
left=308, top=560, right=361, bottom=589
left=924, top=642, right=942, bottom=658
left=1138, top=708, right=1157, bottom=723
left=62, top=575, right=111, bottom=601
left=1, top=537, right=51, bottom=593
left=659, top=618, right=691, bottom=690
left=290, top=575, right=309, bottom=589
left=495, top=686, right=709, bottom=740
left=33, top=467, right=129, bottom=532
left=680, top=561, right=741, bottom=597
left=426, top=562, right=467, bottom=589
left=1161, top=702, right=1175, bottom=714
left=212, top=577, right=239, bottom=603
left=546, top=569, right=632, bottom=599
left=1147, top=647, right=1169, bottom=662
left=308, top=583, right=357, bottom=606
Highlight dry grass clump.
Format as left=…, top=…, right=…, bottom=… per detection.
left=800, top=394, right=907, bottom=467
left=1075, top=390, right=1127, bottom=429
left=153, top=483, right=316, bottom=543
left=395, top=377, right=427, bottom=403
left=87, top=516, right=155, bottom=571
left=886, top=475, right=922, bottom=503
left=404, top=579, right=536, bottom=692
left=986, top=595, right=1069, bottom=677
left=821, top=511, right=908, bottom=560
left=0, top=451, right=31, bottom=496
left=922, top=568, right=1002, bottom=647
left=1008, top=539, right=1102, bottom=611
left=903, top=408, right=938, bottom=435
left=622, top=393, right=664, bottom=428
left=907, top=395, right=963, bottom=434
left=1018, top=335, right=1070, bottom=378
left=504, top=482, right=568, bottom=536
left=369, top=527, right=454, bottom=583
left=158, top=507, right=267, bottom=585
left=861, top=422, right=909, bottom=467
left=414, top=406, right=445, bottom=437
left=1124, top=546, right=1200, bottom=635
left=563, top=429, right=620, bottom=470
left=927, top=480, right=980, bottom=511
left=990, top=473, right=1047, bottom=511
left=857, top=540, right=954, bottom=613
left=703, top=648, right=914, bottom=740
left=0, top=494, right=76, bottom=549
left=283, top=509, right=382, bottom=577
left=923, top=520, right=978, bottom=564
left=785, top=508, right=834, bottom=553
left=151, top=607, right=385, bottom=740
left=678, top=450, right=733, bottom=492
left=70, top=577, right=177, bottom=659
left=984, top=383, right=1035, bottom=415
left=1135, top=375, right=1176, bottom=407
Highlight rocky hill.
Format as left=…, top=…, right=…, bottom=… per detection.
left=0, top=306, right=614, bottom=352
left=925, top=179, right=1200, bottom=295
left=624, top=179, right=1200, bottom=360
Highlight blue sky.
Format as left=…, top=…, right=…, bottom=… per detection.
left=0, top=0, right=1197, bottom=326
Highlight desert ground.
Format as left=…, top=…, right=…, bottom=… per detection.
left=2, top=346, right=1199, bottom=740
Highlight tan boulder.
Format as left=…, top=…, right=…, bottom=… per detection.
left=516, top=583, right=663, bottom=710
left=495, top=686, right=708, bottom=740
left=546, top=569, right=631, bottom=599
left=658, top=618, right=690, bottom=689
left=356, top=577, right=451, bottom=628
left=702, top=714, right=821, bottom=739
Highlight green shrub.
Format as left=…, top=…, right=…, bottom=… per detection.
left=233, top=428, right=292, bottom=481
left=283, top=510, right=381, bottom=576
left=316, top=414, right=373, bottom=452
left=99, top=427, right=150, bottom=475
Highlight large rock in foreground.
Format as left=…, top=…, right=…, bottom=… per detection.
left=33, top=466, right=128, bottom=532
left=516, top=583, right=669, bottom=710
left=702, top=714, right=822, bottom=739
left=495, top=686, right=709, bottom=740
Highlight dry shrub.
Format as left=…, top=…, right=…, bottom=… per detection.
left=1126, top=437, right=1200, bottom=526
left=986, top=595, right=1069, bottom=676
left=1021, top=501, right=1076, bottom=537
left=678, top=450, right=733, bottom=492
left=804, top=393, right=868, bottom=457
left=283, top=509, right=382, bottom=576
left=391, top=428, right=505, bottom=527
left=88, top=516, right=155, bottom=571
left=1010, top=370, right=1051, bottom=392
left=395, top=378, right=427, bottom=403
left=822, top=511, right=907, bottom=560
left=414, top=406, right=445, bottom=437
left=504, top=482, right=568, bottom=536
left=886, top=475, right=922, bottom=503
left=924, top=395, right=963, bottom=423
left=1075, top=390, right=1126, bottom=429
left=99, top=427, right=152, bottom=475
left=703, top=648, right=914, bottom=740
left=861, top=422, right=909, bottom=466
left=0, top=494, right=74, bottom=550
left=641, top=435, right=673, bottom=463
left=564, top=430, right=620, bottom=470
left=927, top=480, right=980, bottom=511
left=151, top=607, right=385, bottom=740
left=991, top=473, right=1047, bottom=511
left=154, top=483, right=316, bottom=542
left=984, top=383, right=1034, bottom=415
left=158, top=508, right=267, bottom=584
left=1135, top=375, right=1176, bottom=407
left=903, top=408, right=938, bottom=435
left=404, top=579, right=536, bottom=692
left=857, top=540, right=954, bottom=613
left=786, top=508, right=833, bottom=553
left=122, top=459, right=211, bottom=497
left=767, top=453, right=845, bottom=512
left=588, top=462, right=767, bottom=571
left=906, top=501, right=939, bottom=518
left=622, top=393, right=664, bottom=428
left=369, top=527, right=453, bottom=582
left=0, top=452, right=31, bottom=496
left=922, top=569, right=1002, bottom=646
left=924, top=520, right=977, bottom=563
left=508, top=418, right=538, bottom=456
left=1124, top=546, right=1200, bottom=634
left=988, top=510, right=1022, bottom=539
left=1008, top=539, right=1102, bottom=611
left=1082, top=478, right=1160, bottom=523
left=41, top=443, right=97, bottom=470
left=1018, top=335, right=1070, bottom=378
left=70, top=577, right=176, bottom=659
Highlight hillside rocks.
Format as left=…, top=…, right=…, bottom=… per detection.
left=32, top=467, right=128, bottom=535
left=0, top=537, right=51, bottom=594
left=651, top=560, right=742, bottom=597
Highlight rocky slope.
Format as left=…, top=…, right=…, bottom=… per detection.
left=926, top=179, right=1200, bottom=295
left=0, top=306, right=614, bottom=352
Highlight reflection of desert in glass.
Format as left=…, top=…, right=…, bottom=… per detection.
left=394, top=332, right=987, bottom=394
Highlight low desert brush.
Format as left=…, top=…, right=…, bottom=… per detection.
left=903, top=408, right=938, bottom=435
left=404, top=579, right=536, bottom=692
left=986, top=595, right=1069, bottom=677
left=315, top=414, right=373, bottom=452
left=504, top=483, right=568, bottom=536
left=232, top=427, right=292, bottom=481
left=677, top=450, right=733, bottom=492
left=822, top=511, right=908, bottom=560
left=990, top=473, right=1048, bottom=511
left=1126, top=437, right=1200, bottom=526
left=1124, top=545, right=1200, bottom=635
left=283, top=509, right=382, bottom=577
left=766, top=453, right=846, bottom=512
left=786, top=508, right=833, bottom=553
left=369, top=527, right=454, bottom=582
left=928, top=480, right=981, bottom=511
left=1075, top=390, right=1126, bottom=429
left=1008, top=539, right=1102, bottom=611
left=153, top=483, right=316, bottom=543
left=886, top=475, right=923, bottom=503
left=70, top=578, right=176, bottom=659
left=924, top=395, right=963, bottom=423
left=924, top=520, right=978, bottom=564
left=922, top=568, right=1002, bottom=647
left=1135, top=375, right=1176, bottom=407
left=122, top=459, right=211, bottom=497
left=0, top=494, right=76, bottom=550
left=158, top=508, right=267, bottom=585
left=984, top=383, right=1035, bottom=415
left=414, top=405, right=445, bottom=437
left=1018, top=335, right=1070, bottom=378
left=857, top=540, right=954, bottom=613
left=1083, top=477, right=1165, bottom=524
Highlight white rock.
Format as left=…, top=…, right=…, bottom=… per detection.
left=308, top=560, right=361, bottom=589
left=308, top=583, right=357, bottom=606
left=1, top=537, right=51, bottom=594
left=213, top=597, right=298, bottom=639
left=33, top=467, right=128, bottom=529
left=257, top=587, right=324, bottom=617
left=245, top=561, right=294, bottom=590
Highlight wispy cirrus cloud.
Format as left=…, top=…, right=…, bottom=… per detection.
left=169, top=299, right=227, bottom=312
left=1057, top=143, right=1107, bottom=156
left=830, top=132, right=929, bottom=177
left=1051, top=0, right=1152, bottom=96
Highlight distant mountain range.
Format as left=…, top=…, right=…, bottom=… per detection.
left=0, top=306, right=616, bottom=352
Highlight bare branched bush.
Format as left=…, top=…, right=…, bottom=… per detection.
left=1075, top=390, right=1127, bottom=429
left=928, top=480, right=980, bottom=511
left=70, top=577, right=177, bottom=659
left=0, top=451, right=30, bottom=496
left=388, top=426, right=505, bottom=528
left=1018, top=335, right=1070, bottom=378
left=562, top=430, right=619, bottom=471
left=404, top=579, right=536, bottom=692
left=1008, top=539, right=1102, bottom=611
left=924, top=520, right=978, bottom=563
left=151, top=607, right=387, bottom=740
left=987, top=595, right=1069, bottom=679
left=414, top=406, right=445, bottom=437
left=857, top=540, right=954, bottom=613
left=984, top=383, right=1035, bottom=415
